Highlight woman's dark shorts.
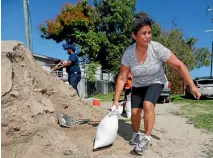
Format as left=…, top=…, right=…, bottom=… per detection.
left=131, top=84, right=164, bottom=109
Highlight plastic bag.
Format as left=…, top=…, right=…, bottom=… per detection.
left=125, top=94, right=131, bottom=119
left=93, top=105, right=123, bottom=150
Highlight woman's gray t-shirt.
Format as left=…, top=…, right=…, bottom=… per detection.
left=121, top=41, right=171, bottom=87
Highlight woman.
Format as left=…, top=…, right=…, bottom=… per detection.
left=113, top=12, right=201, bottom=155
left=124, top=71, right=132, bottom=101
left=124, top=72, right=144, bottom=117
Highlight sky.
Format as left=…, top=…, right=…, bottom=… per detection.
left=2, top=0, right=213, bottom=78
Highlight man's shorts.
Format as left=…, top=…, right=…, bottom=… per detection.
left=131, top=83, right=164, bottom=109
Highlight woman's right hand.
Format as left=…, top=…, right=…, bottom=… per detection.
left=112, top=100, right=119, bottom=108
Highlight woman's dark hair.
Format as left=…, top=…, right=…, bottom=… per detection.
left=132, top=12, right=153, bottom=35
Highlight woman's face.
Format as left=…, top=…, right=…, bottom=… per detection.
left=132, top=25, right=152, bottom=47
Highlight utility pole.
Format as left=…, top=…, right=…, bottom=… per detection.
left=210, top=41, right=213, bottom=79
left=23, top=0, right=32, bottom=51
left=205, top=5, right=213, bottom=78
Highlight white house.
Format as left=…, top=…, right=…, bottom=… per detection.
left=33, top=53, right=115, bottom=98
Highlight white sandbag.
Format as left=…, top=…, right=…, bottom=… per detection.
left=125, top=94, right=131, bottom=119
left=93, top=105, right=123, bottom=150
left=111, top=104, right=124, bottom=114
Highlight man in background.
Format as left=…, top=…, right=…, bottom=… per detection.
left=52, top=45, right=81, bottom=96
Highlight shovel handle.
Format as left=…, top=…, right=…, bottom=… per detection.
left=74, top=119, right=91, bottom=124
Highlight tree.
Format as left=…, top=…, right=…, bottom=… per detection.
left=186, top=37, right=211, bottom=69
left=40, top=0, right=136, bottom=74
left=94, top=0, right=136, bottom=73
left=40, top=2, right=210, bottom=90
left=40, top=0, right=137, bottom=75
left=40, top=0, right=108, bottom=61
left=155, top=29, right=211, bottom=94
left=40, top=0, right=110, bottom=82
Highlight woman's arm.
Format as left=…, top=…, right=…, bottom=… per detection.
left=165, top=52, right=201, bottom=99
left=113, top=65, right=130, bottom=105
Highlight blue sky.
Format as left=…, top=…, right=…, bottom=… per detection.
left=2, top=0, right=213, bottom=78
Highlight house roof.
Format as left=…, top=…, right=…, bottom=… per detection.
left=33, top=53, right=61, bottom=61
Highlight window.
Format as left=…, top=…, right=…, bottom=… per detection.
left=197, top=80, right=213, bottom=85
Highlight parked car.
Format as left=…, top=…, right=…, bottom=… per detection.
left=159, top=81, right=172, bottom=103
left=185, top=78, right=213, bottom=98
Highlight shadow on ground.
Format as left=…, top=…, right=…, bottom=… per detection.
left=117, top=120, right=161, bottom=141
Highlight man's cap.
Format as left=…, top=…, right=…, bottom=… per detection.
left=66, top=45, right=76, bottom=52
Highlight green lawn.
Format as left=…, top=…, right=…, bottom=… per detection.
left=171, top=95, right=213, bottom=132
left=92, top=92, right=125, bottom=102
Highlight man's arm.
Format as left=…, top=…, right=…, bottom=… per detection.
left=51, top=61, right=72, bottom=71
left=57, top=61, right=72, bottom=69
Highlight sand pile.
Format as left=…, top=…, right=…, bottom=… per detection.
left=1, top=41, right=108, bottom=158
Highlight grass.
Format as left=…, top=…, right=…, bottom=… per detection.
left=171, top=95, right=213, bottom=105
left=91, top=93, right=213, bottom=132
left=92, top=93, right=114, bottom=102
left=92, top=92, right=125, bottom=102
left=171, top=95, right=213, bottom=132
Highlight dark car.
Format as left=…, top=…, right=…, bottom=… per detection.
left=159, top=81, right=172, bottom=103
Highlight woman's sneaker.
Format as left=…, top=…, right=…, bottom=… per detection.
left=129, top=133, right=141, bottom=145
left=133, top=137, right=150, bottom=155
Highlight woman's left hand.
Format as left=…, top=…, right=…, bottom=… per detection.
left=190, top=85, right=201, bottom=100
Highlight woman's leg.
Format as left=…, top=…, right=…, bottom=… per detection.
left=129, top=108, right=143, bottom=145
left=131, top=108, right=143, bottom=132
left=143, top=101, right=155, bottom=136
left=134, top=84, right=164, bottom=155
left=129, top=87, right=145, bottom=145
left=143, top=84, right=164, bottom=136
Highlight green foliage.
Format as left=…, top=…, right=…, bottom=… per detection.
left=74, top=30, right=109, bottom=59
left=191, top=113, right=213, bottom=132
left=194, top=48, right=211, bottom=69
left=155, top=29, right=211, bottom=71
left=40, top=1, right=210, bottom=84
left=40, top=0, right=106, bottom=59
left=85, top=62, right=101, bottom=82
left=156, top=30, right=196, bottom=69
left=152, top=23, right=162, bottom=40
left=92, top=92, right=114, bottom=102
left=92, top=92, right=125, bottom=102
left=171, top=95, right=213, bottom=105
left=185, top=37, right=211, bottom=69
left=170, top=95, right=185, bottom=101
left=40, top=1, right=95, bottom=41
left=155, top=29, right=211, bottom=93
left=94, top=0, right=136, bottom=73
